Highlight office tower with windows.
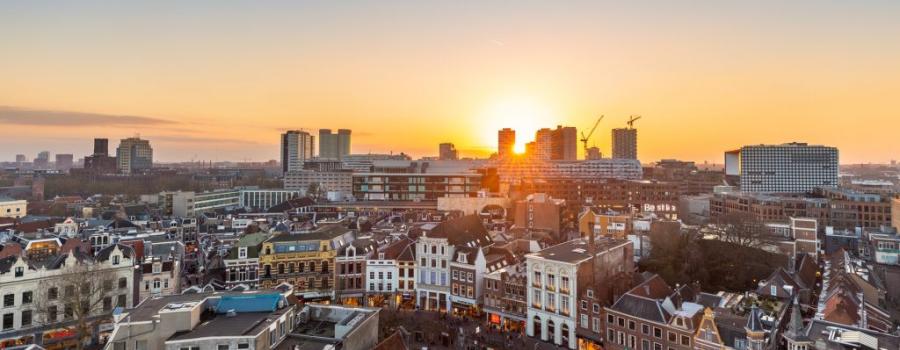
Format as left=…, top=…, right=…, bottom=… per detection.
left=281, top=130, right=315, bottom=174
left=725, top=143, right=839, bottom=193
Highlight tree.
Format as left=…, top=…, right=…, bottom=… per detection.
left=34, top=260, right=123, bottom=350
left=713, top=212, right=772, bottom=249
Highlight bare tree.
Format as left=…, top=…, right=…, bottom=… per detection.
left=712, top=212, right=772, bottom=249
left=34, top=261, right=123, bottom=350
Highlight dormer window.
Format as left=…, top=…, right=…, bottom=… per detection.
left=238, top=247, right=248, bottom=259
left=152, top=263, right=162, bottom=274
left=379, top=253, right=385, bottom=260
left=14, top=266, right=24, bottom=277
left=112, top=255, right=120, bottom=265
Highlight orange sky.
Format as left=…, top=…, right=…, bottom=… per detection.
left=1, top=1, right=899, bottom=163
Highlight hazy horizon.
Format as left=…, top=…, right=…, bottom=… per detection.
left=2, top=1, right=899, bottom=163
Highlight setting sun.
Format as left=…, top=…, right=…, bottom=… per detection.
left=479, top=96, right=556, bottom=154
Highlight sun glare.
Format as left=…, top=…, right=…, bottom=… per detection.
left=480, top=96, right=555, bottom=153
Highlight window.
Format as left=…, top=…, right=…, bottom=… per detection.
left=642, top=324, right=650, bottom=335
left=654, top=343, right=662, bottom=350
left=239, top=247, right=248, bottom=258
left=237, top=344, right=249, bottom=349
left=119, top=277, right=127, bottom=289
left=467, top=272, right=473, bottom=282
left=593, top=303, right=600, bottom=314
left=14, top=266, right=24, bottom=277
left=629, top=320, right=636, bottom=330
left=452, top=271, right=459, bottom=280
left=112, top=255, right=120, bottom=265
left=103, top=297, right=112, bottom=311
left=370, top=272, right=375, bottom=279
left=21, top=310, right=32, bottom=327
left=218, top=345, right=229, bottom=350
left=65, top=285, right=74, bottom=297
left=2, top=313, right=12, bottom=330
left=581, top=300, right=588, bottom=310
left=681, top=335, right=691, bottom=346
left=642, top=340, right=651, bottom=350
left=630, top=335, right=637, bottom=349
left=152, top=263, right=162, bottom=274
left=441, top=260, right=447, bottom=268
left=533, top=271, right=541, bottom=285
left=4, top=294, right=14, bottom=307
left=618, top=317, right=625, bottom=327
left=64, top=304, right=73, bottom=319
left=608, top=329, right=615, bottom=343
left=592, top=317, right=600, bottom=332
left=48, top=287, right=58, bottom=300
left=608, top=314, right=615, bottom=324
left=668, top=332, right=677, bottom=342
left=560, top=296, right=569, bottom=314
left=580, top=314, right=589, bottom=328
left=117, top=295, right=126, bottom=308
left=48, top=306, right=57, bottom=322
left=654, top=327, right=662, bottom=338
left=586, top=289, right=594, bottom=298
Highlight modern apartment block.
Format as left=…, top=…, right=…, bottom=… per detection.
left=725, top=143, right=839, bottom=193
left=116, top=137, right=153, bottom=174
left=495, top=159, right=643, bottom=184
left=158, top=189, right=242, bottom=217
left=611, top=128, right=638, bottom=160
left=551, top=126, right=578, bottom=161
left=319, top=128, right=351, bottom=160
left=498, top=128, right=516, bottom=159
left=283, top=170, right=353, bottom=197
left=352, top=173, right=482, bottom=201
left=281, top=130, right=315, bottom=174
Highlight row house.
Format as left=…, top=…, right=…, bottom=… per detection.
left=0, top=244, right=136, bottom=346
left=415, top=215, right=493, bottom=313
left=449, top=245, right=514, bottom=316
left=131, top=239, right=183, bottom=302
left=365, top=237, right=417, bottom=308
left=335, top=238, right=376, bottom=306
left=223, top=232, right=267, bottom=289
left=259, top=224, right=353, bottom=301
left=606, top=274, right=775, bottom=350
left=483, top=261, right=527, bottom=332
left=526, top=237, right=633, bottom=349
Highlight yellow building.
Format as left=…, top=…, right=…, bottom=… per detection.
left=577, top=207, right=632, bottom=239
left=259, top=224, right=353, bottom=300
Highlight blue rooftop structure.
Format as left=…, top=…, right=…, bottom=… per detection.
left=215, top=294, right=283, bottom=313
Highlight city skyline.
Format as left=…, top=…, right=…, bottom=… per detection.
left=2, top=1, right=900, bottom=163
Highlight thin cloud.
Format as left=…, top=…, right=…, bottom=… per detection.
left=0, top=106, right=177, bottom=127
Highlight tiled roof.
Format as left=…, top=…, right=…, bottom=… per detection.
left=610, top=293, right=670, bottom=324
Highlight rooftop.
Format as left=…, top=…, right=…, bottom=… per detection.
left=527, top=237, right=630, bottom=264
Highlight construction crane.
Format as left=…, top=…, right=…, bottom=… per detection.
left=626, top=115, right=642, bottom=129
left=580, top=115, right=604, bottom=155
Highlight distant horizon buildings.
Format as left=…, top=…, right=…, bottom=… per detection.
left=116, top=137, right=154, bottom=174
left=318, top=128, right=351, bottom=160
left=611, top=128, right=638, bottom=160
left=281, top=130, right=315, bottom=174
left=84, top=137, right=118, bottom=174
left=439, top=142, right=458, bottom=160
left=726, top=142, right=839, bottom=193
left=498, top=128, right=515, bottom=159
left=55, top=153, right=73, bottom=171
